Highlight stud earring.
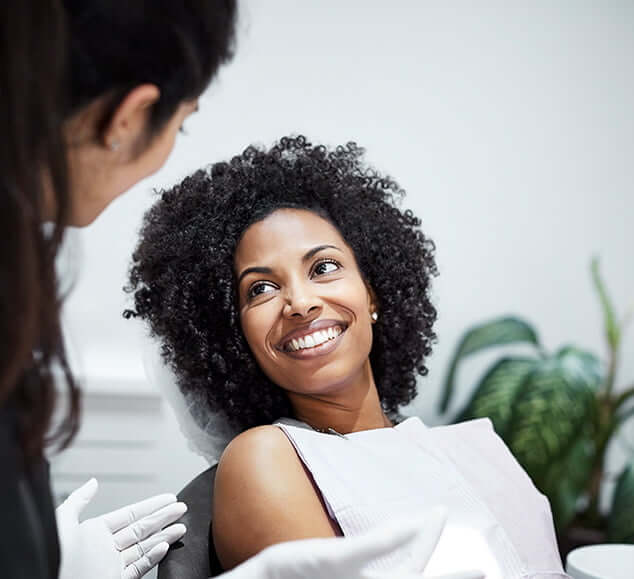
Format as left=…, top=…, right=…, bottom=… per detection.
left=109, top=140, right=121, bottom=151
left=371, top=311, right=378, bottom=322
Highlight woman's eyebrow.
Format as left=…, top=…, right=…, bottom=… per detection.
left=302, top=244, right=342, bottom=262
left=237, top=245, right=342, bottom=284
left=237, top=266, right=272, bottom=284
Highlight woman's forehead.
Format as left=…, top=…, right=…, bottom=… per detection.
left=234, top=208, right=348, bottom=266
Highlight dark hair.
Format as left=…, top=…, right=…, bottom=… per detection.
left=126, top=136, right=438, bottom=432
left=0, top=0, right=237, bottom=459
left=0, top=0, right=78, bottom=458
left=64, top=0, right=237, bottom=136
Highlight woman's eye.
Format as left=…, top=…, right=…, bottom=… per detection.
left=312, top=260, right=340, bottom=276
left=247, top=282, right=276, bottom=299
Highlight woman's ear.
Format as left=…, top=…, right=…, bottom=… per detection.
left=101, top=84, right=160, bottom=154
left=366, top=282, right=379, bottom=322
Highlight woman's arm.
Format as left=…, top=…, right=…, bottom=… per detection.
left=212, top=425, right=337, bottom=570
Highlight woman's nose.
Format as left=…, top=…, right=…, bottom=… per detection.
left=282, top=283, right=322, bottom=319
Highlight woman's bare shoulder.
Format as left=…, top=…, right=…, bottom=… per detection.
left=219, top=424, right=295, bottom=469
left=212, top=425, right=337, bottom=570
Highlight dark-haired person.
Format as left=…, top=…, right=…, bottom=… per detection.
left=1, top=1, right=235, bottom=578
left=2, top=3, right=448, bottom=579
left=128, top=136, right=568, bottom=578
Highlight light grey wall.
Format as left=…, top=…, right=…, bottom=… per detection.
left=58, top=0, right=634, bottom=494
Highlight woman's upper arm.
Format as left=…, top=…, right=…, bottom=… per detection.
left=212, top=426, right=337, bottom=570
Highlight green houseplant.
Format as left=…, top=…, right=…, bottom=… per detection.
left=438, top=258, right=634, bottom=547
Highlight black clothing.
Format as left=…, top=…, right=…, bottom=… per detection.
left=0, top=398, right=60, bottom=579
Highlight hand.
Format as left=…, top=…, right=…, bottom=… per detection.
left=56, top=478, right=187, bottom=579
left=221, top=506, right=484, bottom=579
left=389, top=507, right=483, bottom=579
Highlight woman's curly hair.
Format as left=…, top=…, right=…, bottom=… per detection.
left=125, top=135, right=438, bottom=432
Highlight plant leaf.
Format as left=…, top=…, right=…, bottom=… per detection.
left=555, top=346, right=603, bottom=392
left=540, top=428, right=595, bottom=530
left=458, top=357, right=537, bottom=438
left=614, top=385, right=634, bottom=414
left=505, top=357, right=596, bottom=494
left=591, top=256, right=620, bottom=351
left=439, top=316, right=540, bottom=413
left=607, top=462, right=634, bottom=543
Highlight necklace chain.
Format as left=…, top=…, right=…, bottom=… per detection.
left=310, top=425, right=348, bottom=438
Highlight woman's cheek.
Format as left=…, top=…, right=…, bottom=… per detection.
left=245, top=309, right=274, bottom=356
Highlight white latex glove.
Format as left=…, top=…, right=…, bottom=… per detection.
left=221, top=506, right=483, bottom=579
left=56, top=478, right=187, bottom=579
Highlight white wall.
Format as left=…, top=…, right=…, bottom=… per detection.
left=57, top=0, right=634, bottom=498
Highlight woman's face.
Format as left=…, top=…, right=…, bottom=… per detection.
left=235, top=209, right=377, bottom=397
left=60, top=96, right=198, bottom=226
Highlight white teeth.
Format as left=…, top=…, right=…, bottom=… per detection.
left=285, top=326, right=345, bottom=352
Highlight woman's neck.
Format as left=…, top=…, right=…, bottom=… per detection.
left=287, top=362, right=392, bottom=434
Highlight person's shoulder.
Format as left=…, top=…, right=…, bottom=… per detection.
left=225, top=423, right=291, bottom=451
left=215, top=423, right=319, bottom=511
left=213, top=424, right=336, bottom=569
left=217, top=424, right=295, bottom=475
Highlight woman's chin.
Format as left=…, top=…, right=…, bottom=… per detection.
left=284, top=365, right=368, bottom=398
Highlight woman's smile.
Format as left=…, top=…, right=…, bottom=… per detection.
left=278, top=320, right=348, bottom=359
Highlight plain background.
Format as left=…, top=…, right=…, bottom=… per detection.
left=55, top=0, right=634, bottom=515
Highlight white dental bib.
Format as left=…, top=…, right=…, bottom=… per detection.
left=275, top=417, right=568, bottom=578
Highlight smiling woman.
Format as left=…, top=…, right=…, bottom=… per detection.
left=125, top=136, right=567, bottom=577
left=235, top=209, right=380, bottom=405
left=126, top=135, right=438, bottom=432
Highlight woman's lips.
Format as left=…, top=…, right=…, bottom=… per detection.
left=283, top=325, right=343, bottom=351
left=277, top=320, right=348, bottom=350
left=281, top=326, right=346, bottom=360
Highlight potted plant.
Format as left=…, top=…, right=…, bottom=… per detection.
left=438, top=258, right=634, bottom=554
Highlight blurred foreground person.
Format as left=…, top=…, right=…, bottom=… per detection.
left=1, top=1, right=232, bottom=577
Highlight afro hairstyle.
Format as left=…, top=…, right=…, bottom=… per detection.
left=125, top=135, right=438, bottom=432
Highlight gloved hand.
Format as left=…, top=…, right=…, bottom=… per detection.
left=56, top=478, right=187, bottom=579
left=221, top=506, right=483, bottom=579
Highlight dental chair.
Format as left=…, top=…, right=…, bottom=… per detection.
left=158, top=466, right=224, bottom=579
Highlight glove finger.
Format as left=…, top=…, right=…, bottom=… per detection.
left=390, top=505, right=448, bottom=574
left=102, top=493, right=177, bottom=533
left=113, top=502, right=187, bottom=550
left=58, top=478, right=99, bottom=519
left=327, top=513, right=433, bottom=571
left=122, top=541, right=169, bottom=579
left=121, top=523, right=186, bottom=566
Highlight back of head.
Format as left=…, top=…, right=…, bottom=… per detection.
left=64, top=0, right=237, bottom=133
left=0, top=0, right=237, bottom=459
